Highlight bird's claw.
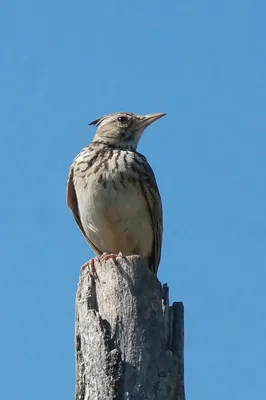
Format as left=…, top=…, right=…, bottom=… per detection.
left=80, top=253, right=124, bottom=277
left=80, top=259, right=98, bottom=280
left=100, top=252, right=123, bottom=263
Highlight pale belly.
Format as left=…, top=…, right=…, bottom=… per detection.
left=75, top=174, right=153, bottom=259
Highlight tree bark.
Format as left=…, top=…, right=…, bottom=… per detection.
left=75, top=255, right=185, bottom=400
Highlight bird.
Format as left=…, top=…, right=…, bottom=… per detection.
left=66, top=111, right=165, bottom=276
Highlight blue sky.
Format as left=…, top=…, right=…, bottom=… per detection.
left=1, top=0, right=265, bottom=398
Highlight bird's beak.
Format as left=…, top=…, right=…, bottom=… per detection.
left=137, top=112, right=166, bottom=129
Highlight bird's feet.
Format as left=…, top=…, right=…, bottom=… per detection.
left=80, top=253, right=124, bottom=278
left=80, top=258, right=98, bottom=280
left=100, top=252, right=123, bottom=263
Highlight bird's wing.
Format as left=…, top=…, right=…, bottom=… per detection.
left=66, top=165, right=102, bottom=256
left=136, top=153, right=163, bottom=274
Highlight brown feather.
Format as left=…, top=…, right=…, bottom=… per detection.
left=138, top=158, right=163, bottom=273
left=66, top=166, right=102, bottom=256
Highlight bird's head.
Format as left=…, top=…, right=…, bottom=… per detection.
left=89, top=111, right=166, bottom=151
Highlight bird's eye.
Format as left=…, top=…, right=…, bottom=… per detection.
left=117, top=116, right=128, bottom=124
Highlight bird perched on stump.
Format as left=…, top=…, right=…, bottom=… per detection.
left=67, top=111, right=165, bottom=275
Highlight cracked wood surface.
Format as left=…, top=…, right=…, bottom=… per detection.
left=75, top=255, right=185, bottom=400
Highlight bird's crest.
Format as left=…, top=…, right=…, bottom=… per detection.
left=88, top=117, right=103, bottom=126
left=88, top=112, right=134, bottom=127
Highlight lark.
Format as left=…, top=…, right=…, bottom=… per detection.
left=67, top=112, right=165, bottom=275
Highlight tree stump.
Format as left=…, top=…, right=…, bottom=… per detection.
left=75, top=255, right=185, bottom=400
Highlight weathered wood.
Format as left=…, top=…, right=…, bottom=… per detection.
left=75, top=255, right=185, bottom=400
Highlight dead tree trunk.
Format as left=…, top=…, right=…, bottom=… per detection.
left=75, top=255, right=185, bottom=400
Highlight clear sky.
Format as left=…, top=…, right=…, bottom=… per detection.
left=1, top=0, right=265, bottom=399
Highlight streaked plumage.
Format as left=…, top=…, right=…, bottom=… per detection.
left=67, top=112, right=165, bottom=273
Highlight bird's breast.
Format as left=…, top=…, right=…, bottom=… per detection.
left=73, top=149, right=153, bottom=257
